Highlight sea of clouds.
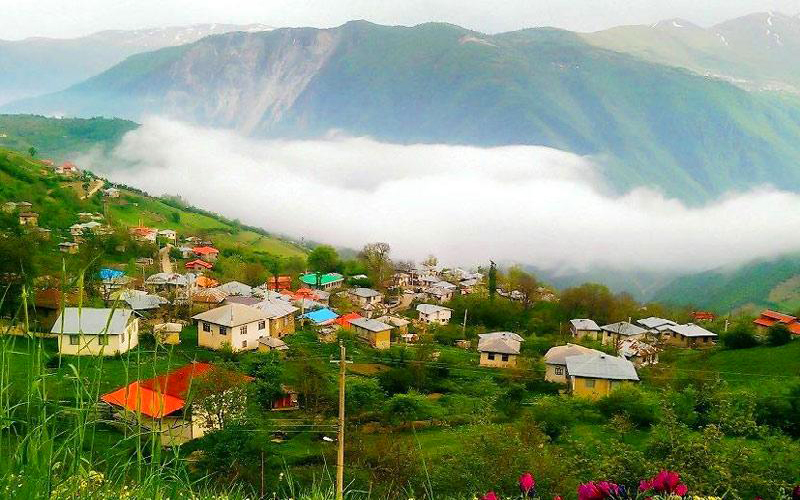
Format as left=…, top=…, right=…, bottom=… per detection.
left=83, top=116, right=800, bottom=273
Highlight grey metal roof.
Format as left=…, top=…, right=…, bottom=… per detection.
left=351, top=287, right=381, bottom=298
left=377, top=315, right=411, bottom=327
left=569, top=319, right=601, bottom=331
left=544, top=343, right=602, bottom=365
left=349, top=317, right=393, bottom=332
left=192, top=303, right=268, bottom=327
left=258, top=337, right=289, bottom=349
left=664, top=323, right=718, bottom=338
left=256, top=299, right=299, bottom=318
left=636, top=317, right=676, bottom=329
left=224, top=296, right=261, bottom=306
left=601, top=321, right=647, bottom=336
left=477, top=332, right=523, bottom=355
left=432, top=281, right=456, bottom=290
left=51, top=308, right=134, bottom=335
left=565, top=353, right=639, bottom=381
left=219, top=281, right=253, bottom=297
left=122, top=291, right=168, bottom=311
left=416, top=304, right=452, bottom=314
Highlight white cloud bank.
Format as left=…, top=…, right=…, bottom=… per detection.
left=86, top=117, right=800, bottom=273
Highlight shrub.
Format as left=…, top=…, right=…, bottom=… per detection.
left=596, top=386, right=658, bottom=428
left=721, top=323, right=759, bottom=349
left=382, top=391, right=437, bottom=424
left=526, top=396, right=576, bottom=439
left=767, top=323, right=792, bottom=346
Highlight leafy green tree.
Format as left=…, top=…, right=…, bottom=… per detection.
left=767, top=323, right=792, bottom=346
left=488, top=260, right=497, bottom=299
left=382, top=391, right=436, bottom=424
left=721, top=322, right=759, bottom=349
left=28, top=146, right=37, bottom=158
left=359, top=241, right=393, bottom=288
left=306, top=244, right=339, bottom=273
left=346, top=377, right=385, bottom=415
left=559, top=283, right=616, bottom=324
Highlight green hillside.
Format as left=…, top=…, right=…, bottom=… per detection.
left=0, top=114, right=138, bottom=161
left=7, top=22, right=800, bottom=202
left=654, top=254, right=800, bottom=313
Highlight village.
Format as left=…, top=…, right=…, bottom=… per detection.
left=2, top=153, right=799, bottom=498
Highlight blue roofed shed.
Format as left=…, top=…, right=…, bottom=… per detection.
left=302, top=308, right=339, bottom=326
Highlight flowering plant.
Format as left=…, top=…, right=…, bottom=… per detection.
left=639, top=471, right=688, bottom=497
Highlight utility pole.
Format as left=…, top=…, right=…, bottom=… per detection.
left=462, top=308, right=468, bottom=338
left=330, top=342, right=351, bottom=500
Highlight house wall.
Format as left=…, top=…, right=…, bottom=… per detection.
left=354, top=325, right=391, bottom=350
left=570, top=376, right=634, bottom=399
left=197, top=318, right=268, bottom=352
left=544, top=363, right=567, bottom=383
left=57, top=318, right=139, bottom=356
left=572, top=327, right=599, bottom=340
left=420, top=311, right=451, bottom=324
left=268, top=314, right=295, bottom=337
left=479, top=351, right=517, bottom=368
left=602, top=332, right=645, bottom=346
left=663, top=332, right=715, bottom=348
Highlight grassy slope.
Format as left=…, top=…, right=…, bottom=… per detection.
left=0, top=114, right=138, bottom=161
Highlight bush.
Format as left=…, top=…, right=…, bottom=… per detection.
left=721, top=323, right=759, bottom=349
left=526, top=396, right=576, bottom=439
left=377, top=367, right=414, bottom=394
left=596, top=386, right=658, bottom=428
left=382, top=391, right=437, bottom=424
left=767, top=324, right=792, bottom=346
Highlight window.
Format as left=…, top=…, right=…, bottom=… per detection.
left=69, top=335, right=80, bottom=345
left=98, top=335, right=109, bottom=346
left=584, top=379, right=595, bottom=388
left=501, top=354, right=509, bottom=362
left=487, top=353, right=495, bottom=360
left=121, top=333, right=125, bottom=343
left=219, top=326, right=227, bottom=335
left=242, top=340, right=247, bottom=348
left=202, top=322, right=210, bottom=332
left=240, top=325, right=248, bottom=335
left=554, top=366, right=564, bottom=375
left=258, top=320, right=266, bottom=330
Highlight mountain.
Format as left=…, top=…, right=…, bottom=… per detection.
left=6, top=21, right=800, bottom=203
left=582, top=12, right=800, bottom=93
left=654, top=254, right=800, bottom=313
left=0, top=23, right=272, bottom=105
left=0, top=114, right=138, bottom=161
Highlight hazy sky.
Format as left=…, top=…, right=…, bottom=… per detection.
left=2, top=0, right=799, bottom=40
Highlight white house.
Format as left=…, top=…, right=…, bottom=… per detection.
left=51, top=308, right=139, bottom=356
left=416, top=304, right=453, bottom=325
left=193, top=304, right=269, bottom=352
left=601, top=321, right=648, bottom=346
left=349, top=288, right=383, bottom=308
left=569, top=319, right=602, bottom=340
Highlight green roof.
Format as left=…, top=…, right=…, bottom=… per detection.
left=300, top=273, right=344, bottom=286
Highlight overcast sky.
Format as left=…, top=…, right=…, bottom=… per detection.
left=1, top=0, right=799, bottom=40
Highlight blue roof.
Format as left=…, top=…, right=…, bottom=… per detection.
left=302, top=308, right=339, bottom=325
left=99, top=268, right=125, bottom=280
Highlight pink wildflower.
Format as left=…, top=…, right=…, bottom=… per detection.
left=482, top=491, right=499, bottom=500
left=519, top=473, right=536, bottom=496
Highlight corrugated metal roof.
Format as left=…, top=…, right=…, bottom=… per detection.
left=416, top=304, right=452, bottom=314
left=664, top=323, right=717, bottom=338
left=50, top=307, right=133, bottom=335
left=565, top=353, right=639, bottom=381
left=636, top=317, right=676, bottom=329
left=350, top=317, right=392, bottom=332
left=544, top=343, right=602, bottom=365
left=302, top=308, right=339, bottom=325
left=569, top=319, right=601, bottom=331
left=351, top=287, right=381, bottom=297
left=192, top=303, right=268, bottom=327
left=601, top=321, right=647, bottom=336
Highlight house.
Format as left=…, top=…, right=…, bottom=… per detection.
left=98, top=268, right=131, bottom=297
left=636, top=317, right=677, bottom=335
left=753, top=310, right=800, bottom=336
left=219, top=281, right=252, bottom=297
left=193, top=304, right=270, bottom=352
left=157, top=229, right=177, bottom=243
left=417, top=274, right=439, bottom=288
left=569, top=319, right=602, bottom=340
left=130, top=226, right=157, bottom=242
left=565, top=353, right=639, bottom=399
left=51, top=307, right=139, bottom=356
left=100, top=363, right=252, bottom=445
left=18, top=212, right=39, bottom=226
left=56, top=162, right=78, bottom=175
left=58, top=241, right=79, bottom=254
left=223, top=296, right=262, bottom=307
left=417, top=304, right=452, bottom=325
left=334, top=312, right=363, bottom=329
left=145, top=273, right=194, bottom=291
left=543, top=343, right=603, bottom=384
left=692, top=311, right=716, bottom=322
left=349, top=288, right=383, bottom=308
left=192, top=246, right=219, bottom=262
left=185, top=259, right=213, bottom=272
left=271, top=386, right=300, bottom=410
left=477, top=332, right=523, bottom=368
left=195, top=276, right=219, bottom=289
left=265, top=275, right=292, bottom=291
left=392, top=272, right=412, bottom=287
left=103, top=187, right=120, bottom=198
left=254, top=300, right=299, bottom=337
left=191, top=287, right=228, bottom=310
left=119, top=289, right=168, bottom=312
left=176, top=246, right=194, bottom=258
left=350, top=317, right=393, bottom=350
left=258, top=337, right=289, bottom=354
left=299, top=272, right=344, bottom=290
left=618, top=339, right=660, bottom=367
left=425, top=286, right=453, bottom=303
left=661, top=323, right=718, bottom=348
left=376, top=315, right=411, bottom=335
left=153, top=323, right=182, bottom=345
left=600, top=321, right=648, bottom=346
left=301, top=307, right=339, bottom=326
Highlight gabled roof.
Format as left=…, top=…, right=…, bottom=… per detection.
left=258, top=337, right=289, bottom=350
left=300, top=273, right=344, bottom=286
left=121, top=290, right=168, bottom=311
left=219, top=281, right=253, bottom=297
left=192, top=303, right=268, bottom=327
left=544, top=343, right=602, bottom=365
left=350, top=317, right=393, bottom=332
left=256, top=299, right=299, bottom=318
left=195, top=276, right=220, bottom=288
left=636, top=317, right=676, bottom=329
left=145, top=273, right=191, bottom=286
left=192, top=287, right=228, bottom=304
left=663, top=323, right=718, bottom=338
left=185, top=259, right=213, bottom=269
left=334, top=312, right=362, bottom=327
left=224, top=296, right=261, bottom=306
left=477, top=332, right=523, bottom=355
left=601, top=321, right=647, bottom=336
left=192, top=246, right=219, bottom=255
left=51, top=308, right=134, bottom=335
left=416, top=304, right=452, bottom=315
left=351, top=287, right=381, bottom=298
left=302, top=308, right=339, bottom=325
left=565, top=353, right=639, bottom=381
left=569, top=319, right=601, bottom=331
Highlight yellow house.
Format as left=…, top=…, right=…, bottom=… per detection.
left=569, top=319, right=602, bottom=340
left=600, top=321, right=648, bottom=347
left=153, top=322, right=182, bottom=345
left=565, top=353, right=639, bottom=399
left=51, top=307, right=139, bottom=356
left=477, top=332, right=523, bottom=368
left=661, top=323, right=718, bottom=348
left=350, top=317, right=392, bottom=350
left=192, top=303, right=270, bottom=352
left=543, top=343, right=603, bottom=383
left=254, top=299, right=299, bottom=338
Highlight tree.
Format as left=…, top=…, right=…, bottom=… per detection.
left=488, top=261, right=497, bottom=299
left=559, top=283, right=616, bottom=324
left=359, top=242, right=393, bottom=288
left=191, top=367, right=251, bottom=430
left=721, top=322, right=759, bottom=349
left=767, top=323, right=792, bottom=346
left=306, top=244, right=339, bottom=273
left=505, top=265, right=538, bottom=309
left=28, top=146, right=37, bottom=158
left=422, top=255, right=438, bottom=268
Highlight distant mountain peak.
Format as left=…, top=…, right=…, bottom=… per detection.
left=651, top=18, right=701, bottom=30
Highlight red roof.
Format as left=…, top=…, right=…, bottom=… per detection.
left=192, top=246, right=219, bottom=255
left=130, top=226, right=156, bottom=236
left=754, top=310, right=800, bottom=335
left=265, top=276, right=292, bottom=290
left=185, top=259, right=213, bottom=269
left=760, top=310, right=796, bottom=323
left=334, top=312, right=362, bottom=327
